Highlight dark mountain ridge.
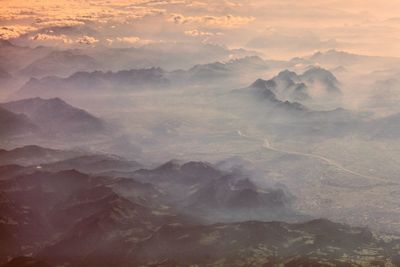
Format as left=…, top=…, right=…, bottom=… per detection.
left=0, top=162, right=399, bottom=267
left=1, top=97, right=106, bottom=136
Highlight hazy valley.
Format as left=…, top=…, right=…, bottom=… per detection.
left=2, top=3, right=400, bottom=265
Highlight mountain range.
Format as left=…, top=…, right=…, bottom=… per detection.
left=19, top=50, right=101, bottom=78
left=249, top=67, right=341, bottom=105
left=0, top=40, right=52, bottom=74
left=0, top=145, right=83, bottom=166
left=0, top=153, right=399, bottom=267
left=0, top=106, right=37, bottom=137
left=12, top=55, right=281, bottom=100
left=0, top=41, right=261, bottom=81
left=0, top=97, right=106, bottom=138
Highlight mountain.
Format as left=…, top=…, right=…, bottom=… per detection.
left=308, top=49, right=366, bottom=65
left=18, top=50, right=101, bottom=78
left=291, top=49, right=400, bottom=70
left=183, top=62, right=232, bottom=82
left=181, top=56, right=271, bottom=83
left=0, top=40, right=52, bottom=74
left=251, top=67, right=341, bottom=105
left=0, top=145, right=83, bottom=166
left=245, top=82, right=364, bottom=138
left=247, top=78, right=308, bottom=112
left=226, top=56, right=271, bottom=70
left=15, top=68, right=169, bottom=99
left=133, top=161, right=301, bottom=223
left=0, top=167, right=184, bottom=265
left=41, top=154, right=142, bottom=174
left=86, top=42, right=261, bottom=71
left=271, top=70, right=311, bottom=101
left=236, top=77, right=366, bottom=140
left=1, top=163, right=400, bottom=267
left=181, top=174, right=299, bottom=222
left=300, top=66, right=340, bottom=93
left=1, top=97, right=106, bottom=136
left=0, top=106, right=37, bottom=137
left=14, top=55, right=275, bottom=99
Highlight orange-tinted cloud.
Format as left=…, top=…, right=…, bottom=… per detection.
left=184, top=29, right=219, bottom=37
left=76, top=35, right=99, bottom=45
left=167, top=13, right=254, bottom=28
left=31, top=33, right=73, bottom=44
left=107, top=36, right=156, bottom=46
left=1, top=0, right=400, bottom=57
left=0, top=25, right=37, bottom=40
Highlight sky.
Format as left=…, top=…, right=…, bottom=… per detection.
left=1, top=0, right=400, bottom=59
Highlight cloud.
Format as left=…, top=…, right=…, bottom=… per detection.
left=1, top=0, right=400, bottom=57
left=0, top=25, right=37, bottom=40
left=0, top=1, right=165, bottom=38
left=34, top=20, right=86, bottom=28
left=30, top=32, right=105, bottom=46
left=167, top=13, right=255, bottom=28
left=184, top=29, right=219, bottom=37
left=145, top=0, right=186, bottom=6
left=106, top=36, right=158, bottom=47
left=31, top=33, right=73, bottom=44
left=116, top=36, right=142, bottom=44
left=76, top=35, right=99, bottom=45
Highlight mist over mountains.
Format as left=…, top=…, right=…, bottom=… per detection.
left=1, top=150, right=400, bottom=267
left=0, top=106, right=37, bottom=137
left=19, top=50, right=101, bottom=79
left=2, top=12, right=400, bottom=266
left=0, top=97, right=107, bottom=140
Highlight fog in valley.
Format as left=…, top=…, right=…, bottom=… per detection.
left=2, top=1, right=400, bottom=266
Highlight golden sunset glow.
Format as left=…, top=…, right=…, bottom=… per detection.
left=1, top=0, right=400, bottom=58
left=3, top=1, right=400, bottom=266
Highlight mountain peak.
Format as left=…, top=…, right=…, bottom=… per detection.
left=275, top=69, right=300, bottom=82
left=1, top=97, right=105, bottom=136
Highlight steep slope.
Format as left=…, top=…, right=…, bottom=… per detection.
left=86, top=42, right=261, bottom=71
left=290, top=49, right=400, bottom=72
left=234, top=78, right=365, bottom=140
left=0, top=106, right=37, bottom=137
left=18, top=50, right=101, bottom=78
left=0, top=167, right=183, bottom=266
left=0, top=145, right=83, bottom=166
left=182, top=174, right=298, bottom=222
left=181, top=56, right=271, bottom=83
left=15, top=56, right=273, bottom=99
left=0, top=40, right=52, bottom=73
left=300, top=66, right=341, bottom=93
left=15, top=67, right=169, bottom=99
left=134, top=161, right=300, bottom=223
left=1, top=97, right=106, bottom=136
left=247, top=78, right=308, bottom=112
left=1, top=164, right=400, bottom=267
left=41, top=154, right=142, bottom=174
left=250, top=67, right=341, bottom=105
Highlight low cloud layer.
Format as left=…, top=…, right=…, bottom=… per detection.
left=1, top=0, right=400, bottom=58
left=167, top=13, right=255, bottom=28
